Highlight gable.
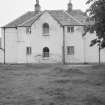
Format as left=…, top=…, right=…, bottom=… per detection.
left=30, top=11, right=62, bottom=31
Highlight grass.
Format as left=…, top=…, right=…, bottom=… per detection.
left=0, top=64, right=105, bottom=105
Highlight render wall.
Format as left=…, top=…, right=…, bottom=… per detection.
left=0, top=29, right=4, bottom=63
left=85, top=32, right=105, bottom=63
left=65, top=26, right=105, bottom=64
left=65, top=26, right=84, bottom=63
left=1, top=28, right=18, bottom=63
left=17, top=12, right=63, bottom=63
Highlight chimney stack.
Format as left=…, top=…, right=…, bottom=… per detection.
left=35, top=0, right=41, bottom=13
left=67, top=0, right=73, bottom=13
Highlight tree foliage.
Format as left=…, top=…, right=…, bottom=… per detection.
left=85, top=0, right=105, bottom=48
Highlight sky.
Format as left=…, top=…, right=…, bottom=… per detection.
left=0, top=0, right=89, bottom=36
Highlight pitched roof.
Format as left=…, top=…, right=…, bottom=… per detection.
left=68, top=10, right=94, bottom=25
left=3, top=9, right=91, bottom=28
left=68, top=10, right=88, bottom=24
left=3, top=11, right=37, bottom=28
left=19, top=10, right=83, bottom=27
left=49, top=10, right=83, bottom=26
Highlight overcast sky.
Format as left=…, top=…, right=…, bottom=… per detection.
left=0, top=0, right=89, bottom=36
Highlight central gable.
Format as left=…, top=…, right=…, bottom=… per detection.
left=19, top=10, right=83, bottom=27
left=32, top=11, right=62, bottom=27
left=19, top=11, right=62, bottom=27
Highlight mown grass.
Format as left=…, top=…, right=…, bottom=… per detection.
left=0, top=64, right=105, bottom=105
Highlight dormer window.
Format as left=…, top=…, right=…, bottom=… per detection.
left=26, top=27, right=31, bottom=34
left=43, top=23, right=49, bottom=35
left=67, top=26, right=74, bottom=33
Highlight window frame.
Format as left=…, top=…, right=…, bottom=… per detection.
left=42, top=23, right=49, bottom=36
left=26, top=47, right=32, bottom=55
left=43, top=47, right=50, bottom=57
left=67, top=26, right=74, bottom=33
left=67, top=46, right=74, bottom=55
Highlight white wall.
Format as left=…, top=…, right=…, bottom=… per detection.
left=85, top=32, right=105, bottom=63
left=64, top=26, right=105, bottom=64
left=0, top=29, right=4, bottom=63
left=1, top=11, right=105, bottom=64
left=1, top=28, right=18, bottom=63
left=65, top=26, right=84, bottom=63
left=17, top=11, right=63, bottom=63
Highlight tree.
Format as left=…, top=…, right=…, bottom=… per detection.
left=85, top=0, right=105, bottom=48
left=84, top=0, right=105, bottom=64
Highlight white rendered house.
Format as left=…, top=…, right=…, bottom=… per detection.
left=0, top=0, right=105, bottom=64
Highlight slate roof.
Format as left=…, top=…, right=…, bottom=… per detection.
left=49, top=10, right=83, bottom=26
left=68, top=10, right=87, bottom=24
left=68, top=10, right=94, bottom=25
left=3, top=11, right=37, bottom=28
left=3, top=9, right=92, bottom=28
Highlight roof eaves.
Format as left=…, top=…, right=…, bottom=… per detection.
left=63, top=11, right=84, bottom=26
left=3, top=11, right=31, bottom=28
left=1, top=26, right=17, bottom=28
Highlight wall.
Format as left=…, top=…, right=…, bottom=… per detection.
left=17, top=11, right=63, bottom=63
left=85, top=32, right=105, bottom=63
left=65, top=26, right=84, bottom=63
left=65, top=26, right=105, bottom=64
left=1, top=28, right=18, bottom=63
left=0, top=29, right=4, bottom=63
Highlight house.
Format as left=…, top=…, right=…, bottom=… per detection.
left=1, top=0, right=105, bottom=64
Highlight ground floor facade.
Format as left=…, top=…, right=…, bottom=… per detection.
left=0, top=42, right=105, bottom=64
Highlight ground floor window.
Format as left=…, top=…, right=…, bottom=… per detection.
left=43, top=47, right=49, bottom=57
left=26, top=47, right=32, bottom=55
left=67, top=46, right=74, bottom=55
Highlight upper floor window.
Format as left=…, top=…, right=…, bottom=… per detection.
left=43, top=23, right=49, bottom=35
left=67, top=26, right=74, bottom=33
left=26, top=27, right=31, bottom=34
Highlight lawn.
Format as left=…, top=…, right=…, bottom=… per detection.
left=0, top=64, right=105, bottom=105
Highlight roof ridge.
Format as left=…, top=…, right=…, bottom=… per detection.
left=63, top=11, right=84, bottom=25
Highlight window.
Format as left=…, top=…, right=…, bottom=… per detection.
left=43, top=23, right=49, bottom=35
left=43, top=47, right=49, bottom=57
left=26, top=27, right=31, bottom=34
left=67, top=46, right=74, bottom=55
left=67, top=26, right=74, bottom=32
left=26, top=47, right=32, bottom=55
